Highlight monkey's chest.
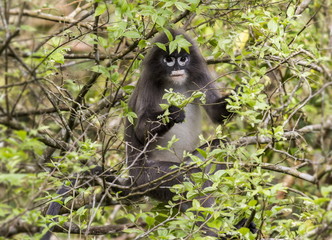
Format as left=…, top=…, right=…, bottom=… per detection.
left=148, top=104, right=202, bottom=162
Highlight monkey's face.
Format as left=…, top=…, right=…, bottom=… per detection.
left=162, top=53, right=190, bottom=85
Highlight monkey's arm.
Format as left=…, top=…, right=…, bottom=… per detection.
left=134, top=106, right=185, bottom=143
left=203, top=88, right=235, bottom=123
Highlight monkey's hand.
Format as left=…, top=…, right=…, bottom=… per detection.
left=168, top=106, right=185, bottom=123
left=140, top=106, right=185, bottom=140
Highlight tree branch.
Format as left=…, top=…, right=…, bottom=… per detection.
left=0, top=117, right=71, bottom=151
left=9, top=9, right=94, bottom=29
left=232, top=117, right=332, bottom=147
left=0, top=219, right=142, bottom=237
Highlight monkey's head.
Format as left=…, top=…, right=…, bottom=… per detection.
left=142, top=29, right=207, bottom=87
left=161, top=52, right=190, bottom=85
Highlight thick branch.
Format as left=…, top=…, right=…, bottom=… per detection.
left=54, top=222, right=143, bottom=235
left=0, top=219, right=142, bottom=237
left=232, top=117, right=332, bottom=147
left=295, top=0, right=312, bottom=15
left=0, top=117, right=71, bottom=151
left=9, top=9, right=94, bottom=29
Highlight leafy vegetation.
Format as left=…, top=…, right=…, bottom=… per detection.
left=0, top=0, right=332, bottom=239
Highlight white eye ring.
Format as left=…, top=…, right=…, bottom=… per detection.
left=177, top=56, right=189, bottom=66
left=163, top=56, right=176, bottom=67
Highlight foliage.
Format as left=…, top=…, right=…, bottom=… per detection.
left=0, top=0, right=332, bottom=239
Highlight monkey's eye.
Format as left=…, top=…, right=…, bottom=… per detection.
left=163, top=56, right=176, bottom=67
left=177, top=56, right=189, bottom=66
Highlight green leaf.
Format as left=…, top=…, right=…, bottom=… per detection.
left=321, top=186, right=332, bottom=197
left=298, top=220, right=314, bottom=235
left=167, top=135, right=179, bottom=148
left=97, top=36, right=108, bottom=48
left=195, top=148, right=207, bottom=159
left=192, top=199, right=200, bottom=208
left=123, top=228, right=143, bottom=234
left=90, top=65, right=111, bottom=79
left=50, top=51, right=65, bottom=64
left=169, top=35, right=192, bottom=54
left=145, top=216, right=155, bottom=226
left=0, top=173, right=27, bottom=185
left=155, top=42, right=166, bottom=51
left=155, top=15, right=167, bottom=27
left=76, top=206, right=87, bottom=215
left=248, top=199, right=257, bottom=207
left=123, top=30, right=141, bottom=38
left=169, top=40, right=177, bottom=54
left=64, top=196, right=73, bottom=205
left=174, top=2, right=190, bottom=11
left=238, top=227, right=250, bottom=235
left=20, top=25, right=36, bottom=32
left=164, top=29, right=173, bottom=41
left=125, top=213, right=136, bottom=223
left=126, top=111, right=137, bottom=124
left=268, top=19, right=278, bottom=33
left=138, top=39, right=148, bottom=49
left=159, top=103, right=169, bottom=110
left=94, top=2, right=107, bottom=16
left=313, top=198, right=330, bottom=205
left=287, top=6, right=295, bottom=18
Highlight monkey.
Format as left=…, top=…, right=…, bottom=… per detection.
left=125, top=30, right=231, bottom=166
left=41, top=29, right=255, bottom=239
left=121, top=29, right=256, bottom=238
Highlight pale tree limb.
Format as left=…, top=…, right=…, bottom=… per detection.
left=232, top=117, right=332, bottom=148
left=0, top=219, right=142, bottom=238
left=9, top=9, right=94, bottom=29
left=295, top=0, right=312, bottom=15
left=0, top=117, right=71, bottom=151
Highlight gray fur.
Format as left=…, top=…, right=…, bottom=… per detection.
left=125, top=29, right=229, bottom=167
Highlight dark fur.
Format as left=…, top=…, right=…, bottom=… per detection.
left=123, top=29, right=238, bottom=237
left=41, top=186, right=70, bottom=240
left=125, top=29, right=232, bottom=167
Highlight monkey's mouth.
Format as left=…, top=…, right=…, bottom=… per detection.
left=170, top=70, right=187, bottom=84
